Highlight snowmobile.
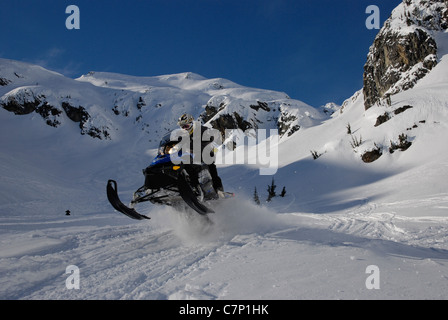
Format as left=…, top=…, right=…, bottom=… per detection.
left=106, top=132, right=233, bottom=220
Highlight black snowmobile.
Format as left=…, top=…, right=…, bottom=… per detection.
left=107, top=132, right=233, bottom=220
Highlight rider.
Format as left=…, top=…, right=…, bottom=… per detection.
left=177, top=113, right=224, bottom=195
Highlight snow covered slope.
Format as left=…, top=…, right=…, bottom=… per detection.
left=0, top=58, right=326, bottom=147
left=1, top=0, right=448, bottom=300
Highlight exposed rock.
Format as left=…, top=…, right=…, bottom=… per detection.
left=62, top=102, right=89, bottom=123
left=200, top=105, right=220, bottom=124
left=394, top=104, right=413, bottom=115
left=210, top=112, right=252, bottom=139
left=374, top=105, right=413, bottom=127
left=201, top=98, right=310, bottom=140
left=35, top=103, right=63, bottom=127
left=84, top=126, right=111, bottom=140
left=363, top=29, right=437, bottom=110
left=374, top=112, right=391, bottom=127
left=249, top=101, right=270, bottom=112
left=136, top=96, right=146, bottom=110
left=1, top=91, right=63, bottom=127
left=278, top=110, right=299, bottom=137
left=363, top=0, right=448, bottom=110
left=62, top=102, right=110, bottom=140
left=361, top=145, right=383, bottom=163
left=202, top=100, right=271, bottom=138
left=2, top=94, right=40, bottom=115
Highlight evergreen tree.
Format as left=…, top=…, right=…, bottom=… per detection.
left=253, top=187, right=260, bottom=205
left=280, top=186, right=286, bottom=197
left=266, top=178, right=277, bottom=202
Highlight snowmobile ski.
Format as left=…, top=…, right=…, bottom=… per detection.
left=106, top=180, right=151, bottom=220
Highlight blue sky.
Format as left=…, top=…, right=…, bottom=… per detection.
left=1, top=0, right=402, bottom=106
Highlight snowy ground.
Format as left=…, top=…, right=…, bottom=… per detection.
left=2, top=43, right=448, bottom=300
left=1, top=108, right=448, bottom=300
left=1, top=195, right=448, bottom=300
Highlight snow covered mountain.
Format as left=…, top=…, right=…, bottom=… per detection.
left=0, top=59, right=326, bottom=145
left=1, top=0, right=448, bottom=300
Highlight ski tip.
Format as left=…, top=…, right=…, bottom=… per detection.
left=106, top=179, right=151, bottom=221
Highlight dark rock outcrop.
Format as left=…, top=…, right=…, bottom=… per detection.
left=363, top=0, right=448, bottom=110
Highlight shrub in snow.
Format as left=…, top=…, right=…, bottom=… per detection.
left=389, top=133, right=412, bottom=153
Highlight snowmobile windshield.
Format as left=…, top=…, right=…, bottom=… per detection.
left=158, top=133, right=172, bottom=155
left=157, top=132, right=183, bottom=155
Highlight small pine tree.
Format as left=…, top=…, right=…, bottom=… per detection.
left=266, top=178, right=277, bottom=202
left=280, top=186, right=286, bottom=197
left=310, top=150, right=320, bottom=160
left=253, top=187, right=260, bottom=205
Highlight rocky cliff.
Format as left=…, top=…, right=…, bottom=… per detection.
left=363, top=0, right=448, bottom=110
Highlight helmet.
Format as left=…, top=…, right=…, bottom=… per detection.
left=178, top=113, right=195, bottom=134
